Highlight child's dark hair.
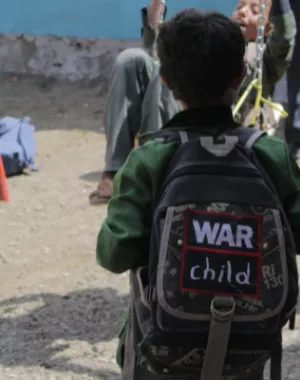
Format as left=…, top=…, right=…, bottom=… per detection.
left=157, top=9, right=246, bottom=107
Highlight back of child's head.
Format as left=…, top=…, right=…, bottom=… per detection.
left=157, top=8, right=246, bottom=108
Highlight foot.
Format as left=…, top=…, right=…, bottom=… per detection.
left=89, top=173, right=115, bottom=205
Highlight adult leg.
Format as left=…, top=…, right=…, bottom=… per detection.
left=139, top=68, right=182, bottom=140
left=89, top=48, right=157, bottom=205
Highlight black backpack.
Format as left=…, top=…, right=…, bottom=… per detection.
left=130, top=126, right=298, bottom=380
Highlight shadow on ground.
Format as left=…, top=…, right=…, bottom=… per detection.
left=0, top=287, right=128, bottom=378
left=0, top=285, right=299, bottom=379
left=80, top=170, right=103, bottom=183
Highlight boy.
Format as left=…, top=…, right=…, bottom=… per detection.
left=89, top=0, right=296, bottom=205
left=96, top=8, right=300, bottom=380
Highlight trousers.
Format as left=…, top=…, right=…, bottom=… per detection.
left=103, top=48, right=181, bottom=172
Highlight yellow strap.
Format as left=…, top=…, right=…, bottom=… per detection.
left=260, top=98, right=288, bottom=118
left=232, top=79, right=288, bottom=126
left=232, top=78, right=259, bottom=118
left=251, top=80, right=263, bottom=125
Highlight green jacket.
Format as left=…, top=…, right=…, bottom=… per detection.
left=96, top=106, right=300, bottom=367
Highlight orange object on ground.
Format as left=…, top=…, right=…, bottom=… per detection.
left=0, top=155, right=9, bottom=202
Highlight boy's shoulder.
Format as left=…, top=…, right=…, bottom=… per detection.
left=135, top=138, right=178, bottom=157
left=137, top=129, right=289, bottom=172
left=253, top=133, right=292, bottom=176
left=253, top=133, right=300, bottom=200
left=255, top=133, right=286, bottom=144
left=120, top=138, right=178, bottom=184
left=253, top=133, right=288, bottom=159
left=130, top=130, right=299, bottom=205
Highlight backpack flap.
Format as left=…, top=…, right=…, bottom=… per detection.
left=133, top=127, right=298, bottom=380
left=0, top=116, right=37, bottom=176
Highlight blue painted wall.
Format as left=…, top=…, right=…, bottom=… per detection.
left=0, top=0, right=237, bottom=39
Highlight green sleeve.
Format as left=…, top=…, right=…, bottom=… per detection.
left=254, top=136, right=300, bottom=251
left=96, top=141, right=176, bottom=274
left=262, top=11, right=296, bottom=95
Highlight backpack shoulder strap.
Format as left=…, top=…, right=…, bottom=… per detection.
left=228, top=126, right=266, bottom=149
left=139, top=129, right=182, bottom=145
left=140, top=129, right=197, bottom=146
left=140, top=126, right=265, bottom=150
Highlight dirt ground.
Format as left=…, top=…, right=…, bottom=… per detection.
left=0, top=74, right=299, bottom=380
left=0, top=74, right=127, bottom=380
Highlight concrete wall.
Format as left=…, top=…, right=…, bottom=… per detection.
left=0, top=0, right=237, bottom=81
left=0, top=35, right=140, bottom=82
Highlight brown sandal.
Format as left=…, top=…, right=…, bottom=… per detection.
left=89, top=176, right=113, bottom=205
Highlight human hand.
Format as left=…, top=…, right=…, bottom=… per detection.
left=147, top=0, right=165, bottom=28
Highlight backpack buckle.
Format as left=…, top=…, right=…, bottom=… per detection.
left=210, top=296, right=236, bottom=322
left=199, top=136, right=238, bottom=157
